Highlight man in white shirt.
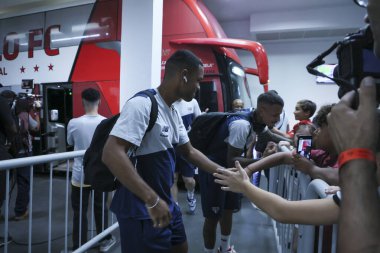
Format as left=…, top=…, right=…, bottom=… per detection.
left=66, top=88, right=115, bottom=252
left=172, top=98, right=201, bottom=214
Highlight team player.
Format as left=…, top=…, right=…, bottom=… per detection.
left=102, top=50, right=224, bottom=253
left=171, top=98, right=201, bottom=214
left=199, top=90, right=284, bottom=253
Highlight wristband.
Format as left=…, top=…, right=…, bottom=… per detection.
left=146, top=196, right=160, bottom=209
left=338, top=148, right=376, bottom=168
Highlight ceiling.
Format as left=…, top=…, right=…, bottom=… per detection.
left=202, top=0, right=353, bottom=22
left=202, top=0, right=365, bottom=41
left=0, top=0, right=356, bottom=21
left=0, top=0, right=365, bottom=41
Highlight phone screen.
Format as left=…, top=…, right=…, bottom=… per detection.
left=297, top=136, right=313, bottom=159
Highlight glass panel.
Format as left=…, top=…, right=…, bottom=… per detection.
left=0, top=13, right=44, bottom=54
left=197, top=81, right=218, bottom=112
left=46, top=4, right=94, bottom=48
left=228, top=61, right=253, bottom=110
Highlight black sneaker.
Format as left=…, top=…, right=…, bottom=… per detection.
left=13, top=210, right=29, bottom=221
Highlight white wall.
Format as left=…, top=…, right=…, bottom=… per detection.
left=217, top=2, right=366, bottom=128
left=250, top=6, right=364, bottom=33
left=238, top=39, right=340, bottom=127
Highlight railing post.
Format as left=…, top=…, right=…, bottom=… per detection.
left=4, top=170, right=10, bottom=253
left=28, top=165, right=34, bottom=253
left=48, top=162, right=53, bottom=253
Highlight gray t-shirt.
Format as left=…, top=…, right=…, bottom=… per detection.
left=67, top=114, right=106, bottom=185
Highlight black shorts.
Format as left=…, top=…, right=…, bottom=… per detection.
left=175, top=156, right=196, bottom=178
left=117, top=204, right=186, bottom=253
left=198, top=169, right=242, bottom=219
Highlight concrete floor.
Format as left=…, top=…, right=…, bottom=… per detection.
left=1, top=174, right=277, bottom=253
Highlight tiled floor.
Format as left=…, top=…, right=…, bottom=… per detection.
left=1, top=174, right=277, bottom=253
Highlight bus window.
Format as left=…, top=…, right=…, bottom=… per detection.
left=228, top=61, right=254, bottom=110
left=197, top=81, right=218, bottom=112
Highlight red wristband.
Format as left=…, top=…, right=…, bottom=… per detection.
left=338, top=148, right=376, bottom=168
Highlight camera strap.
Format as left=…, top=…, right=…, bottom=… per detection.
left=306, top=42, right=354, bottom=89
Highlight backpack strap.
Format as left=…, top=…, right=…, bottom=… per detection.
left=135, top=89, right=158, bottom=133
left=248, top=109, right=266, bottom=134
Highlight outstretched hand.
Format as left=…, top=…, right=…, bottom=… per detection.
left=213, top=161, right=250, bottom=193
left=327, top=77, right=378, bottom=153
left=263, top=141, right=277, bottom=157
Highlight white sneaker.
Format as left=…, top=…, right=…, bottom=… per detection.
left=100, top=235, right=116, bottom=252
left=187, top=196, right=196, bottom=214
left=217, top=245, right=237, bottom=253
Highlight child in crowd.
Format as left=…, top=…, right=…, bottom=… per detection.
left=289, top=99, right=317, bottom=137
left=272, top=99, right=316, bottom=139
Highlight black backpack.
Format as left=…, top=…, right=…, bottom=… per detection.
left=188, top=111, right=254, bottom=155
left=83, top=90, right=158, bottom=192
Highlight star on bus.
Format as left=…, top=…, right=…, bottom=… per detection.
left=48, top=63, right=54, bottom=71
left=20, top=66, right=26, bottom=73
left=34, top=65, right=39, bottom=72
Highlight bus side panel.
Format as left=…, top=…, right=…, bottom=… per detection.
left=163, top=0, right=205, bottom=36
left=72, top=81, right=118, bottom=117
left=70, top=43, right=120, bottom=83
left=70, top=0, right=120, bottom=116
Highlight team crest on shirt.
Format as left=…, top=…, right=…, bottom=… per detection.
left=160, top=125, right=169, bottom=137
left=212, top=206, right=220, bottom=214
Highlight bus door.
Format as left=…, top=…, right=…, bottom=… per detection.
left=42, top=83, right=73, bottom=156
left=197, top=76, right=224, bottom=112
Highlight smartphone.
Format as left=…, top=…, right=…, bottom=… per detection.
left=297, top=136, right=313, bottom=159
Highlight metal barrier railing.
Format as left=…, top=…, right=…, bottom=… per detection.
left=0, top=151, right=118, bottom=253
left=1, top=148, right=338, bottom=253
left=267, top=148, right=337, bottom=253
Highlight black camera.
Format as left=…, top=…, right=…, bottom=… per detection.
left=334, top=25, right=380, bottom=100
left=307, top=25, right=380, bottom=103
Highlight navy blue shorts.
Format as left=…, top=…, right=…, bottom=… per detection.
left=175, top=155, right=195, bottom=178
left=198, top=169, right=242, bottom=219
left=117, top=205, right=186, bottom=253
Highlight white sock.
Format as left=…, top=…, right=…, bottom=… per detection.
left=204, top=248, right=214, bottom=253
left=187, top=189, right=195, bottom=199
left=220, top=234, right=231, bottom=252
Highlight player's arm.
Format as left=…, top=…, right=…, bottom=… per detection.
left=103, top=136, right=171, bottom=227
left=177, top=142, right=222, bottom=174
left=227, top=144, right=257, bottom=168
left=227, top=120, right=258, bottom=167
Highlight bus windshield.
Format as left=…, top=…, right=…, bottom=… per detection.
left=228, top=61, right=254, bottom=110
